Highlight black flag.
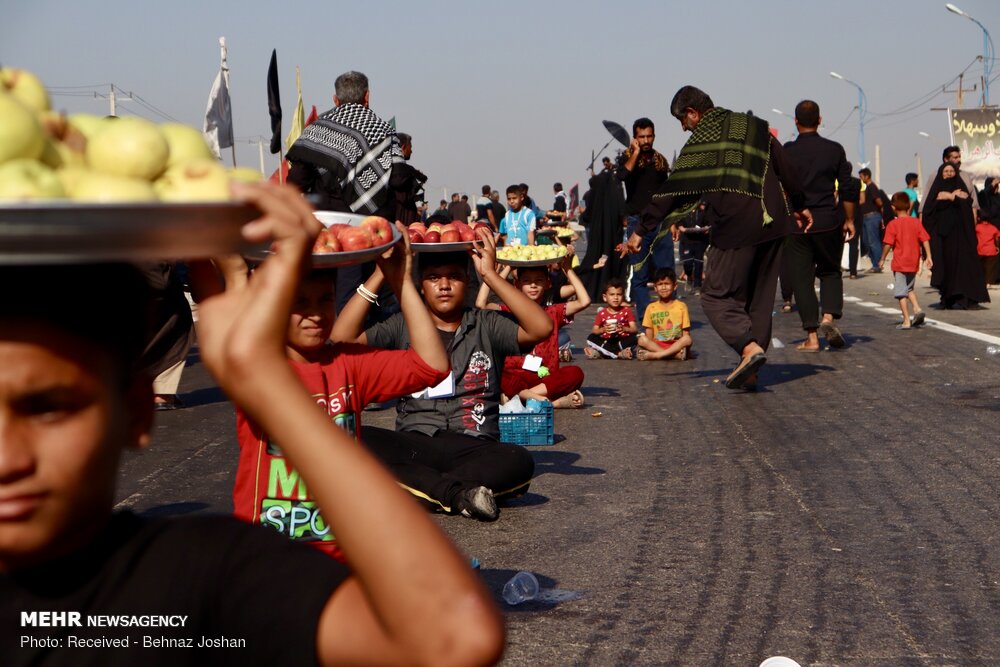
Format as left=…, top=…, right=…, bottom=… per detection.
left=267, top=49, right=282, bottom=154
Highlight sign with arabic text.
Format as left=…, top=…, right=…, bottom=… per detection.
left=949, top=108, right=1000, bottom=184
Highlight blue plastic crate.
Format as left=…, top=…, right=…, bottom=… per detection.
left=499, top=403, right=554, bottom=446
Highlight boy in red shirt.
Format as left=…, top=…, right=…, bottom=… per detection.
left=585, top=277, right=639, bottom=359
left=233, top=227, right=451, bottom=562
left=879, top=192, right=933, bottom=329
left=975, top=218, right=1000, bottom=287
left=477, top=256, right=591, bottom=408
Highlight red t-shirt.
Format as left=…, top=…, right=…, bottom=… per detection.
left=592, top=305, right=637, bottom=339
left=233, top=343, right=447, bottom=562
left=976, top=222, right=1000, bottom=257
left=882, top=215, right=930, bottom=273
left=502, top=302, right=568, bottom=371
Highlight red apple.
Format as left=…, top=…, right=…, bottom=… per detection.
left=409, top=222, right=427, bottom=235
left=428, top=223, right=444, bottom=234
left=424, top=230, right=441, bottom=243
left=339, top=226, right=374, bottom=251
left=312, top=229, right=342, bottom=253
left=327, top=223, right=351, bottom=241
left=474, top=222, right=493, bottom=234
left=408, top=229, right=424, bottom=244
left=441, top=229, right=462, bottom=243
left=361, top=215, right=394, bottom=246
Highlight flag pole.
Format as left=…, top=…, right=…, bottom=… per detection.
left=220, top=37, right=236, bottom=168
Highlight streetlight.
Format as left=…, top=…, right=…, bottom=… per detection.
left=946, top=3, right=995, bottom=105
left=771, top=108, right=796, bottom=138
left=830, top=71, right=869, bottom=166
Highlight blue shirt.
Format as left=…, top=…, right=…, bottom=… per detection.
left=500, top=208, right=536, bottom=245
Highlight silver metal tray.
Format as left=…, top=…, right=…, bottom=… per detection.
left=0, top=202, right=262, bottom=263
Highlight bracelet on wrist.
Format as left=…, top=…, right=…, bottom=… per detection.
left=356, top=285, right=379, bottom=305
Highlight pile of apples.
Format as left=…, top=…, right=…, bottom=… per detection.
left=408, top=220, right=490, bottom=244
left=496, top=244, right=568, bottom=262
left=313, top=216, right=395, bottom=253
left=0, top=67, right=262, bottom=204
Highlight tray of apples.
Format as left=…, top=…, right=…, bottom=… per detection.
left=408, top=220, right=490, bottom=252
left=303, top=211, right=401, bottom=267
left=495, top=244, right=568, bottom=267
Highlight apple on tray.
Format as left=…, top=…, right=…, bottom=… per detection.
left=313, top=228, right=342, bottom=254
left=424, top=230, right=441, bottom=244
left=440, top=223, right=462, bottom=243
left=360, top=215, right=394, bottom=247
left=339, top=226, right=374, bottom=251
left=408, top=228, right=425, bottom=244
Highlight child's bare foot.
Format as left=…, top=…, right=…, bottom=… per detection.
left=552, top=390, right=584, bottom=409
left=637, top=349, right=656, bottom=361
left=617, top=347, right=633, bottom=360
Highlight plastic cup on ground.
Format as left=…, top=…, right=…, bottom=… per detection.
left=759, top=657, right=802, bottom=667
left=502, top=571, right=539, bottom=605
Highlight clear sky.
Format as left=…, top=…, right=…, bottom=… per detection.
left=4, top=0, right=998, bottom=203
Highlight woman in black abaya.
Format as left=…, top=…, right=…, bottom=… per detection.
left=578, top=170, right=627, bottom=301
left=922, top=163, right=989, bottom=309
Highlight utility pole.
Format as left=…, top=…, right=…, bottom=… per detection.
left=943, top=72, right=977, bottom=109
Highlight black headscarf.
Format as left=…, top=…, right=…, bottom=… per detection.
left=578, top=171, right=627, bottom=300
left=923, top=163, right=971, bottom=238
left=979, top=176, right=1000, bottom=229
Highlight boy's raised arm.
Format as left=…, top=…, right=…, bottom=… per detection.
left=197, top=183, right=503, bottom=667
left=377, top=224, right=450, bottom=373
left=328, top=270, right=384, bottom=344
left=560, top=263, right=592, bottom=318
left=471, top=228, right=552, bottom=346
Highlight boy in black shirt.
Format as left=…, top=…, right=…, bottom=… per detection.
left=1, top=183, right=503, bottom=667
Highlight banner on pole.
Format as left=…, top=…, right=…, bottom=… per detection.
left=948, top=108, right=1000, bottom=185
left=285, top=66, right=305, bottom=150
left=267, top=49, right=282, bottom=154
left=204, top=69, right=233, bottom=159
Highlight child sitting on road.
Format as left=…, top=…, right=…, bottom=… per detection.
left=232, top=228, right=451, bottom=561
left=586, top=278, right=639, bottom=359
left=878, top=192, right=933, bottom=330
left=477, top=255, right=591, bottom=408
left=637, top=267, right=693, bottom=361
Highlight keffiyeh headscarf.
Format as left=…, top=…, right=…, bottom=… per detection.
left=287, top=103, right=402, bottom=214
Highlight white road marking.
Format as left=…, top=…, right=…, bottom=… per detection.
left=847, top=297, right=1000, bottom=345
left=857, top=301, right=882, bottom=308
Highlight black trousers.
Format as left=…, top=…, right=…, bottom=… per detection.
left=847, top=227, right=860, bottom=276
left=701, top=238, right=783, bottom=355
left=785, top=230, right=844, bottom=331
left=778, top=251, right=794, bottom=301
left=362, top=427, right=534, bottom=511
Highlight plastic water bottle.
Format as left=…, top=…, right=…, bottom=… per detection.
left=502, top=571, right=539, bottom=605
left=987, top=345, right=1000, bottom=356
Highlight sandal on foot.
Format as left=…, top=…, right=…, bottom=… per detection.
left=911, top=311, right=925, bottom=327
left=818, top=321, right=845, bottom=348
left=725, top=352, right=767, bottom=389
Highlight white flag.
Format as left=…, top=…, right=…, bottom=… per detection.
left=204, top=69, right=233, bottom=159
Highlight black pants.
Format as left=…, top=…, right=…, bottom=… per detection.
left=586, top=332, right=639, bottom=355
left=785, top=230, right=844, bottom=331
left=778, top=251, right=794, bottom=301
left=847, top=226, right=860, bottom=276
left=362, top=427, right=534, bottom=511
left=701, top=238, right=783, bottom=355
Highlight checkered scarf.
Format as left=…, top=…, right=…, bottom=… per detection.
left=287, top=103, right=402, bottom=214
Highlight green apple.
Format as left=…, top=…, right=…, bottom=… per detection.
left=86, top=116, right=169, bottom=181
left=0, top=92, right=45, bottom=164
left=160, top=122, right=214, bottom=167
left=228, top=166, right=264, bottom=183
left=71, top=172, right=157, bottom=202
left=0, top=159, right=65, bottom=201
left=0, top=67, right=50, bottom=113
left=68, top=113, right=110, bottom=141
left=155, top=158, right=231, bottom=201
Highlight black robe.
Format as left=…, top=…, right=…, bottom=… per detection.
left=923, top=166, right=989, bottom=308
left=578, top=171, right=627, bottom=301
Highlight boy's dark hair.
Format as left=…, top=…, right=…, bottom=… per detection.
left=553, top=182, right=563, bottom=191
left=514, top=266, right=549, bottom=283
left=669, top=86, right=714, bottom=119
left=417, top=251, right=470, bottom=278
left=793, top=100, right=820, bottom=129
left=890, top=192, right=912, bottom=211
left=905, top=172, right=918, bottom=185
left=653, top=267, right=677, bottom=283
left=602, top=277, right=626, bottom=293
left=396, top=132, right=412, bottom=146
left=859, top=167, right=872, bottom=178
left=2, top=263, right=151, bottom=382
left=482, top=184, right=491, bottom=195
left=505, top=184, right=521, bottom=196
left=632, top=117, right=655, bottom=136
left=943, top=146, right=960, bottom=161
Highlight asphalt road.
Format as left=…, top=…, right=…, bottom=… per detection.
left=117, top=273, right=1000, bottom=667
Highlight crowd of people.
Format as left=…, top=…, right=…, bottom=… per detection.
left=5, top=70, right=1000, bottom=666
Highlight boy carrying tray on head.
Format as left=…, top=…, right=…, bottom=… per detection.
left=0, top=183, right=503, bottom=667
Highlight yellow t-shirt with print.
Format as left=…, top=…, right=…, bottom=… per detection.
left=642, top=299, right=690, bottom=342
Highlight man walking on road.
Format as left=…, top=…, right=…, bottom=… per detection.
left=782, top=100, right=858, bottom=351
left=858, top=167, right=885, bottom=273
left=625, top=86, right=811, bottom=389
left=616, top=117, right=673, bottom=323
